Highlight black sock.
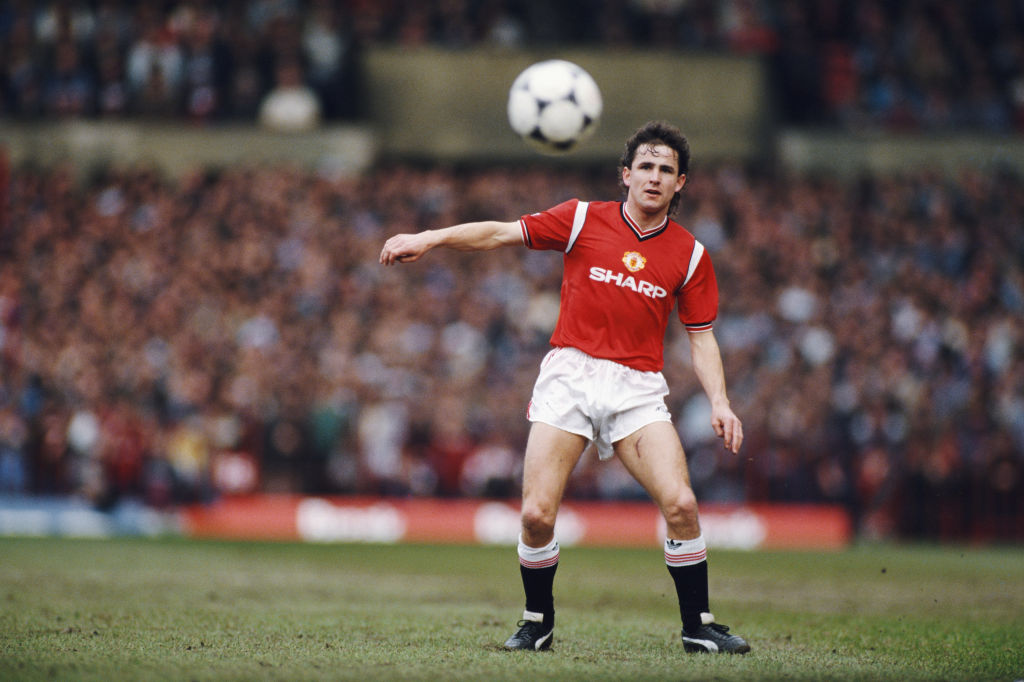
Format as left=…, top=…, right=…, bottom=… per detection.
left=518, top=536, right=559, bottom=623
left=520, top=563, right=557, bottom=622
left=668, top=560, right=709, bottom=633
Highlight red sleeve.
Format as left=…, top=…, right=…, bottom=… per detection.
left=677, top=248, right=718, bottom=331
left=519, top=199, right=578, bottom=251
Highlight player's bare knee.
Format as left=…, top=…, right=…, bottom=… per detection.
left=520, top=504, right=557, bottom=540
left=661, top=488, right=699, bottom=528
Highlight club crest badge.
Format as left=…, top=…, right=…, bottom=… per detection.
left=622, top=251, right=647, bottom=272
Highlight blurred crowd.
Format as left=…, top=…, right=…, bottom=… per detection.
left=3, top=0, right=1024, bottom=132
left=1, top=156, right=1022, bottom=542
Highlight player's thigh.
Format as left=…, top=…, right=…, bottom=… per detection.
left=521, top=421, right=588, bottom=509
left=613, top=420, right=693, bottom=505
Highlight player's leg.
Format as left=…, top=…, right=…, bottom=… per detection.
left=520, top=421, right=589, bottom=546
left=613, top=420, right=698, bottom=537
left=614, top=422, right=750, bottom=654
left=504, top=422, right=588, bottom=651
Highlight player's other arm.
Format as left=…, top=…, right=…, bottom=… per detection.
left=380, top=220, right=523, bottom=265
left=688, top=329, right=744, bottom=454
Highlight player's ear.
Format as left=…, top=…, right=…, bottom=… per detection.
left=676, top=174, right=686, bottom=192
left=622, top=166, right=631, bottom=187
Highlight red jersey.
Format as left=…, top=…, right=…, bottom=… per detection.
left=520, top=199, right=718, bottom=372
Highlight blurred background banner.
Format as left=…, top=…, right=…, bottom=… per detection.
left=177, top=495, right=851, bottom=550
left=1, top=1, right=1022, bottom=546
left=0, top=48, right=768, bottom=167
left=362, top=47, right=768, bottom=161
left=8, top=47, right=1024, bottom=171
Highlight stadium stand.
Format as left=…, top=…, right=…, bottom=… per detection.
left=1, top=159, right=1021, bottom=541
left=2, top=0, right=1023, bottom=131
left=1, top=1, right=1022, bottom=542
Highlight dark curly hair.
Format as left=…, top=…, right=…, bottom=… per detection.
left=619, top=121, right=690, bottom=215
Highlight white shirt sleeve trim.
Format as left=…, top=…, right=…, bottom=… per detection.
left=683, top=240, right=705, bottom=287
left=566, top=201, right=589, bottom=254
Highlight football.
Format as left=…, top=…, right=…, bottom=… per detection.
left=507, top=59, right=602, bottom=154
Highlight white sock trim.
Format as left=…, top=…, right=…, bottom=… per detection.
left=518, top=534, right=559, bottom=568
left=522, top=610, right=545, bottom=623
left=664, top=535, right=707, bottom=567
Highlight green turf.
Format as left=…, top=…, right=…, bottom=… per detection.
left=0, top=537, right=1021, bottom=681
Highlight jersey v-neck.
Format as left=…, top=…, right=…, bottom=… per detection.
left=620, top=203, right=669, bottom=241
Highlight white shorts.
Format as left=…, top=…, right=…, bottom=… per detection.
left=527, top=346, right=672, bottom=460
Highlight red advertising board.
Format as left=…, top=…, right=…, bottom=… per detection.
left=179, top=496, right=851, bottom=550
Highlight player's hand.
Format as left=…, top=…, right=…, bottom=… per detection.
left=380, top=233, right=430, bottom=265
left=710, top=402, right=743, bottom=454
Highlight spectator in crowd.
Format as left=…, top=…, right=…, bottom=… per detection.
left=42, top=38, right=93, bottom=116
left=125, top=7, right=183, bottom=116
left=0, top=12, right=44, bottom=117
left=258, top=57, right=321, bottom=131
left=177, top=6, right=233, bottom=122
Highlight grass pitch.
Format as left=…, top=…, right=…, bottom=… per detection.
left=1, top=537, right=1021, bottom=681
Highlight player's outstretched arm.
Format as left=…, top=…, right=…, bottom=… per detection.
left=379, top=220, right=522, bottom=265
left=688, top=329, right=744, bottom=454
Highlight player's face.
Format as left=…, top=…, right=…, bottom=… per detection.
left=622, top=144, right=686, bottom=216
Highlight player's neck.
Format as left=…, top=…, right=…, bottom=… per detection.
left=623, top=201, right=668, bottom=233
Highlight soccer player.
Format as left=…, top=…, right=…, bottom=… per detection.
left=379, top=121, right=750, bottom=654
